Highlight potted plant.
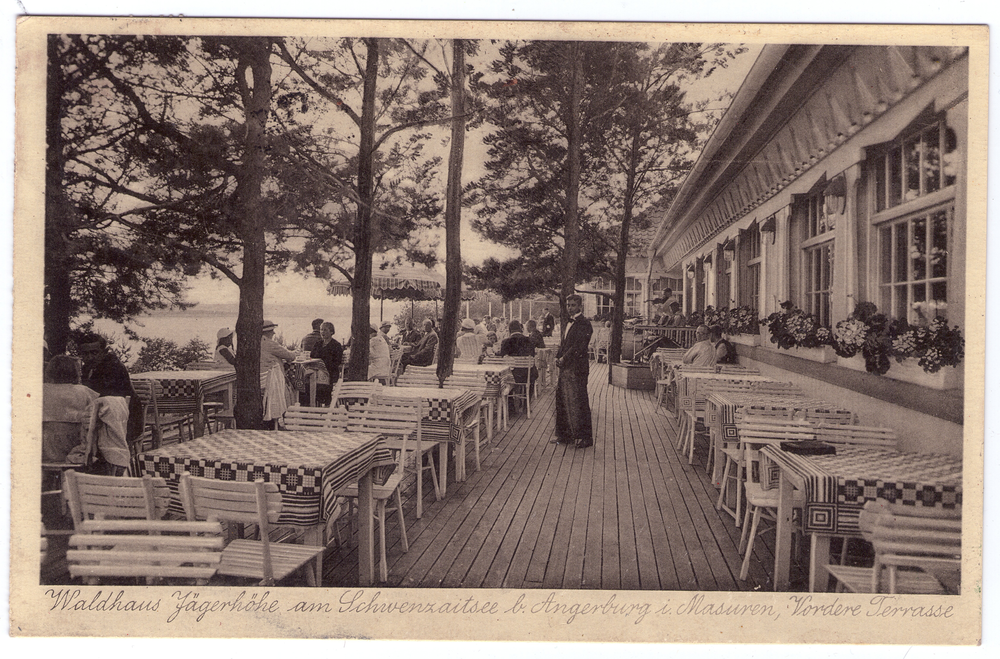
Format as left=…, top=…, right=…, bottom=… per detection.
left=760, top=301, right=836, bottom=362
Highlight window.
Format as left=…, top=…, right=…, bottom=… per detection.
left=879, top=205, right=951, bottom=323
left=740, top=223, right=762, bottom=310
left=803, top=241, right=834, bottom=327
left=805, top=190, right=834, bottom=238
left=596, top=296, right=613, bottom=317
left=874, top=119, right=957, bottom=212
left=795, top=186, right=834, bottom=327
left=624, top=276, right=641, bottom=316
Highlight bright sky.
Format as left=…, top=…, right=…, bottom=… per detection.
left=183, top=43, right=762, bottom=307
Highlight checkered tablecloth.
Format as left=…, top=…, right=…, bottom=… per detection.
left=138, top=429, right=392, bottom=526
left=381, top=386, right=481, bottom=444
left=761, top=445, right=963, bottom=535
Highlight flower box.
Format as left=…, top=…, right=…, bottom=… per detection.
left=728, top=333, right=760, bottom=347
left=839, top=354, right=963, bottom=389
left=887, top=359, right=963, bottom=390
left=782, top=345, right=837, bottom=363
left=837, top=355, right=867, bottom=372
left=610, top=362, right=656, bottom=391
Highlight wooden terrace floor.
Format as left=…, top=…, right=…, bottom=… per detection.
left=322, top=362, right=808, bottom=591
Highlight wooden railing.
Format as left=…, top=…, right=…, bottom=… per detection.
left=631, top=325, right=700, bottom=350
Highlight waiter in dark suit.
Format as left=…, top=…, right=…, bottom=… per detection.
left=552, top=294, right=594, bottom=448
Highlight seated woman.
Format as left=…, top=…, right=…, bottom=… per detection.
left=43, top=355, right=99, bottom=463
left=310, top=321, right=343, bottom=406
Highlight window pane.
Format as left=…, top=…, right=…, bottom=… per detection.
left=880, top=225, right=893, bottom=284
left=895, top=222, right=908, bottom=282
left=904, top=136, right=921, bottom=201
left=932, top=210, right=948, bottom=278
left=889, top=145, right=902, bottom=207
left=931, top=281, right=948, bottom=320
left=942, top=126, right=958, bottom=188
left=912, top=216, right=927, bottom=280
left=894, top=284, right=908, bottom=319
left=924, top=128, right=941, bottom=194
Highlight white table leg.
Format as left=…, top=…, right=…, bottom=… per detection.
left=303, top=524, right=325, bottom=586
left=810, top=534, right=832, bottom=592
left=773, top=470, right=794, bottom=591
left=357, top=470, right=375, bottom=586
left=438, top=443, right=448, bottom=497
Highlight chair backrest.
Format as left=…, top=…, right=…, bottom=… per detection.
left=68, top=518, right=224, bottom=584
left=186, top=361, right=232, bottom=371
left=331, top=380, right=382, bottom=408
left=179, top=474, right=283, bottom=583
left=858, top=500, right=962, bottom=593
left=131, top=379, right=160, bottom=411
left=749, top=381, right=801, bottom=395
left=736, top=420, right=818, bottom=444
left=811, top=424, right=897, bottom=448
left=800, top=408, right=855, bottom=424
left=64, top=470, right=172, bottom=531
left=281, top=405, right=349, bottom=432
left=346, top=403, right=417, bottom=474
left=736, top=405, right=797, bottom=422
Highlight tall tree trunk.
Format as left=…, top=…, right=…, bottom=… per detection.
left=608, top=127, right=641, bottom=379
left=346, top=38, right=380, bottom=382
left=438, top=39, right=466, bottom=385
left=232, top=38, right=272, bottom=429
left=560, top=42, right=583, bottom=333
left=44, top=35, right=72, bottom=355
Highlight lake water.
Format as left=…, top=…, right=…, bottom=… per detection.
left=93, top=301, right=412, bottom=365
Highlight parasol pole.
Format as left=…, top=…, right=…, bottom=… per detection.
left=380, top=297, right=384, bottom=322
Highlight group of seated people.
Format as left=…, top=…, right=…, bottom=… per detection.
left=682, top=324, right=737, bottom=366
left=42, top=334, right=143, bottom=478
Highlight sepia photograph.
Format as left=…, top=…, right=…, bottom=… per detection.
left=7, top=7, right=989, bottom=647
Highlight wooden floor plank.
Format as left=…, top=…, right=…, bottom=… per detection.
left=310, top=361, right=793, bottom=592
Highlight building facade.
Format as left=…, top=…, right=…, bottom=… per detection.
left=648, top=45, right=970, bottom=456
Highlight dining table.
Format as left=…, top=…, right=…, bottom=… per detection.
left=132, top=370, right=238, bottom=438
left=379, top=385, right=481, bottom=499
left=705, top=391, right=844, bottom=489
left=759, top=444, right=963, bottom=591
left=138, top=428, right=394, bottom=585
left=452, top=363, right=515, bottom=437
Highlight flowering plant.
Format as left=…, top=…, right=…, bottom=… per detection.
left=725, top=306, right=759, bottom=335
left=686, top=310, right=704, bottom=327
left=831, top=302, right=903, bottom=375
left=702, top=306, right=729, bottom=328
left=891, top=317, right=965, bottom=373
left=761, top=301, right=833, bottom=349
left=832, top=302, right=964, bottom=375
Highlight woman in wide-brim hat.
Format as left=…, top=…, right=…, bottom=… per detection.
left=214, top=327, right=237, bottom=367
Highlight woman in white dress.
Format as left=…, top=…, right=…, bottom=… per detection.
left=260, top=320, right=296, bottom=428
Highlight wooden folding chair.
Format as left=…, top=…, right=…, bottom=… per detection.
left=180, top=474, right=326, bottom=587
left=63, top=470, right=173, bottom=531
left=331, top=380, right=382, bottom=410
left=280, top=405, right=349, bottom=432
left=371, top=393, right=440, bottom=519
left=132, top=379, right=192, bottom=447
left=68, top=518, right=224, bottom=585
left=338, top=403, right=414, bottom=582
left=826, top=501, right=961, bottom=594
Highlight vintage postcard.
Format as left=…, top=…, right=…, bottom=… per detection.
left=9, top=16, right=987, bottom=644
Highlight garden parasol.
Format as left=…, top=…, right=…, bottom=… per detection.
left=329, top=264, right=446, bottom=321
